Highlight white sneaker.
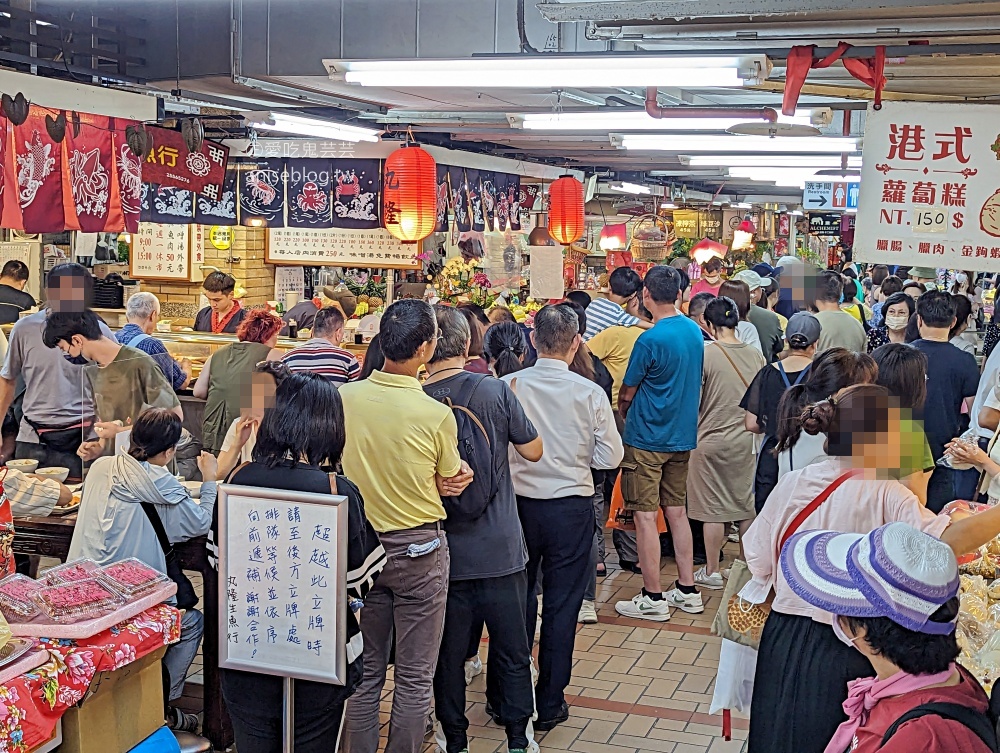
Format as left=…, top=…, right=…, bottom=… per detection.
left=614, top=593, right=671, bottom=622
left=464, top=654, right=483, bottom=685
left=578, top=600, right=598, bottom=624
left=664, top=587, right=705, bottom=614
left=694, top=567, right=724, bottom=590
left=722, top=568, right=732, bottom=580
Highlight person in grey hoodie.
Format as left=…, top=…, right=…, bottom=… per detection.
left=68, top=408, right=219, bottom=732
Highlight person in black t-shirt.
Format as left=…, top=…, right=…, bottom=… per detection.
left=0, top=260, right=35, bottom=324
left=911, top=290, right=981, bottom=512
left=211, top=371, right=385, bottom=753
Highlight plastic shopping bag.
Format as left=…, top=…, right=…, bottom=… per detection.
left=710, top=638, right=758, bottom=716
left=606, top=471, right=667, bottom=533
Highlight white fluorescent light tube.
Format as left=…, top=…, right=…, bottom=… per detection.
left=733, top=202, right=753, bottom=209
left=608, top=182, right=651, bottom=195
left=661, top=202, right=677, bottom=209
left=618, top=134, right=858, bottom=153
left=727, top=168, right=861, bottom=186
left=520, top=109, right=811, bottom=131
left=339, top=56, right=754, bottom=88
left=687, top=155, right=862, bottom=168
left=249, top=112, right=381, bottom=143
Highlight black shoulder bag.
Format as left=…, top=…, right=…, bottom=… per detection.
left=139, top=501, right=199, bottom=610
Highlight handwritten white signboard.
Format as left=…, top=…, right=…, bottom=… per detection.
left=266, top=227, right=421, bottom=269
left=130, top=223, right=194, bottom=281
left=218, top=484, right=348, bottom=684
left=856, top=101, right=1000, bottom=271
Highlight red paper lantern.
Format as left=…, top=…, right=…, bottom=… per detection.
left=383, top=143, right=437, bottom=242
left=548, top=175, right=585, bottom=246
left=599, top=223, right=628, bottom=251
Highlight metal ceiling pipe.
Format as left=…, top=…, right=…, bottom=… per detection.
left=644, top=87, right=778, bottom=122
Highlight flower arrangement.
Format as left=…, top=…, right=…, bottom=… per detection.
left=435, top=257, right=496, bottom=308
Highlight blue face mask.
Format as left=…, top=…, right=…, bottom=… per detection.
left=838, top=292, right=845, bottom=304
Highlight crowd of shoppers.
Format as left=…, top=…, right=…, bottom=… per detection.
left=7, top=255, right=1000, bottom=753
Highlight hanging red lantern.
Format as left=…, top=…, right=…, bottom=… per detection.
left=548, top=175, right=585, bottom=246
left=383, top=143, right=437, bottom=242
left=598, top=223, right=628, bottom=251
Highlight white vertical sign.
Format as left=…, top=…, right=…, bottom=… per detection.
left=856, top=101, right=1000, bottom=270
left=218, top=484, right=348, bottom=684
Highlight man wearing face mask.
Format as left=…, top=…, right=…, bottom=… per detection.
left=41, top=309, right=182, bottom=462
left=690, top=256, right=725, bottom=297
left=0, top=264, right=113, bottom=481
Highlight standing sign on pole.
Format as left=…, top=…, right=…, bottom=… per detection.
left=218, top=484, right=348, bottom=685
left=856, top=101, right=1000, bottom=270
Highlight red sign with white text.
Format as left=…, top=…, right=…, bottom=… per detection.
left=141, top=126, right=229, bottom=195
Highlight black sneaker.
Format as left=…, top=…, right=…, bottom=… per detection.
left=620, top=560, right=642, bottom=574
left=166, top=706, right=200, bottom=734
left=534, top=703, right=569, bottom=731
left=485, top=701, right=504, bottom=726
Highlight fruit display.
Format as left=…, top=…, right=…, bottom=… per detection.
left=33, top=578, right=125, bottom=623
left=342, top=272, right=387, bottom=316
left=100, top=559, right=170, bottom=598
left=0, top=575, right=40, bottom=619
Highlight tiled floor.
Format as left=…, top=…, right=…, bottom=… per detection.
left=181, top=538, right=748, bottom=753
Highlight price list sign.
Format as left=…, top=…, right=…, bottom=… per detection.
left=856, top=101, right=1000, bottom=271
left=130, top=222, right=194, bottom=281
left=218, top=484, right=348, bottom=684
left=266, top=227, right=421, bottom=269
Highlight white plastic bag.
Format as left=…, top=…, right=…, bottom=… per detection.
left=710, top=638, right=758, bottom=715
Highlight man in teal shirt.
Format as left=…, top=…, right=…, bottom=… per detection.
left=616, top=265, right=705, bottom=621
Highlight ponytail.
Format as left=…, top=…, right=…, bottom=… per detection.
left=484, top=322, right=526, bottom=378
left=773, top=384, right=810, bottom=453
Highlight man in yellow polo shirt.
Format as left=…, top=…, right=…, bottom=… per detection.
left=587, top=291, right=650, bottom=413
left=340, top=299, right=473, bottom=753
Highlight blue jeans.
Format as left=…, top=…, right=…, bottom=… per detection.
left=163, top=608, right=204, bottom=702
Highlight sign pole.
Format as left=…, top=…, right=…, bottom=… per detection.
left=283, top=677, right=295, bottom=752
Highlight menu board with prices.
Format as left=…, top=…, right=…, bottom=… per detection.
left=218, top=484, right=348, bottom=684
left=130, top=223, right=195, bottom=281
left=672, top=210, right=701, bottom=239
left=266, top=228, right=421, bottom=269
left=856, top=101, right=1000, bottom=271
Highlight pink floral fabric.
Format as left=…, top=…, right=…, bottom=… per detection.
left=0, top=605, right=180, bottom=751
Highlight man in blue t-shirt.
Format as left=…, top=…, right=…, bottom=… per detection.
left=616, top=266, right=705, bottom=621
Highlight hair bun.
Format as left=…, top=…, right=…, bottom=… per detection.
left=800, top=398, right=836, bottom=435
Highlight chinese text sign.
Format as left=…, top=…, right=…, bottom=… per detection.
left=130, top=223, right=192, bottom=281
left=856, top=102, right=1000, bottom=271
left=266, top=227, right=421, bottom=269
left=218, top=485, right=348, bottom=684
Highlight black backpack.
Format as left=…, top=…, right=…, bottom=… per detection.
left=431, top=375, right=499, bottom=523
left=879, top=694, right=1000, bottom=752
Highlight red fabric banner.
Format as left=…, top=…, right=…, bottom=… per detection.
left=63, top=111, right=123, bottom=232
left=8, top=107, right=64, bottom=233
left=142, top=126, right=228, bottom=194
left=111, top=119, right=142, bottom=233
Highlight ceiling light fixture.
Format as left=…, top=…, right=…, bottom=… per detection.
left=615, top=134, right=858, bottom=153
left=686, top=155, right=863, bottom=168
left=245, top=112, right=381, bottom=143
left=727, top=167, right=861, bottom=186
left=608, top=181, right=651, bottom=195
left=518, top=109, right=810, bottom=131
left=331, top=55, right=765, bottom=89
left=732, top=215, right=757, bottom=250
left=599, top=224, right=629, bottom=252
left=661, top=202, right=677, bottom=209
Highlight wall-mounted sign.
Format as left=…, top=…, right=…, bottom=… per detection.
left=266, top=227, right=421, bottom=269
left=699, top=210, right=723, bottom=239
left=856, top=101, right=1000, bottom=271
left=142, top=127, right=230, bottom=195
left=808, top=212, right=843, bottom=237
left=130, top=222, right=196, bottom=280
left=210, top=226, right=233, bottom=251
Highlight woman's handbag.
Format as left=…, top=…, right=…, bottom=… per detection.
left=714, top=468, right=862, bottom=648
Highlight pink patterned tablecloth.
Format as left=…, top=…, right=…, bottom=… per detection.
left=0, top=604, right=180, bottom=751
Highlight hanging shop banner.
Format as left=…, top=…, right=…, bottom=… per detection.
left=195, top=164, right=238, bottom=226
left=855, top=101, right=1000, bottom=270
left=130, top=222, right=193, bottom=281
left=141, top=126, right=229, bottom=195
left=435, top=164, right=450, bottom=233
left=266, top=227, right=421, bottom=268
left=450, top=168, right=471, bottom=232
left=286, top=158, right=334, bottom=228
left=699, top=210, right=723, bottom=239
left=481, top=171, right=497, bottom=231
left=506, top=175, right=522, bottom=231
left=64, top=112, right=123, bottom=233
left=111, top=121, right=143, bottom=233
left=673, top=210, right=700, bottom=239
left=331, top=159, right=380, bottom=229
left=9, top=108, right=64, bottom=233
left=520, top=184, right=541, bottom=212
left=238, top=158, right=285, bottom=227
left=809, top=211, right=843, bottom=236
left=467, top=169, right=485, bottom=232
left=146, top=186, right=195, bottom=224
